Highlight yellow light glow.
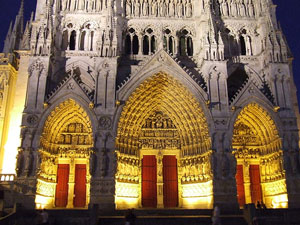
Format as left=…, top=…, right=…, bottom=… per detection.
left=2, top=113, right=22, bottom=174
left=271, top=194, right=288, bottom=208
left=181, top=181, right=213, bottom=209
left=115, top=196, right=139, bottom=209
left=35, top=194, right=53, bottom=209
left=115, top=181, right=139, bottom=209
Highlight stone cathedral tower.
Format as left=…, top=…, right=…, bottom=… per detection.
left=0, top=0, right=300, bottom=211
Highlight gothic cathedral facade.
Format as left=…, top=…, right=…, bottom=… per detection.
left=0, top=0, right=300, bottom=210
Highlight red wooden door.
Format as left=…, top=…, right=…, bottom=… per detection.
left=142, top=155, right=157, bottom=208
left=236, top=165, right=246, bottom=207
left=163, top=155, right=178, bottom=208
left=55, top=164, right=69, bottom=207
left=74, top=164, right=87, bottom=207
left=250, top=165, right=262, bottom=204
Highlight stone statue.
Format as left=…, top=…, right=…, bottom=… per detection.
left=61, top=0, right=68, bottom=10
left=25, top=151, right=33, bottom=177
left=90, top=151, right=97, bottom=175
left=169, top=1, right=175, bottom=16
left=238, top=0, right=246, bottom=17
left=230, top=0, right=237, bottom=17
left=70, top=0, right=76, bottom=10
left=248, top=2, right=254, bottom=17
left=79, top=0, right=85, bottom=10
left=143, top=0, right=149, bottom=16
left=16, top=150, right=24, bottom=177
left=100, top=149, right=108, bottom=177
left=177, top=0, right=183, bottom=17
left=221, top=0, right=229, bottom=16
left=220, top=152, right=229, bottom=177
left=126, top=0, right=132, bottom=16
left=151, top=0, right=157, bottom=16
left=186, top=0, right=192, bottom=17
left=289, top=150, right=298, bottom=174
left=134, top=0, right=140, bottom=16
left=159, top=1, right=165, bottom=17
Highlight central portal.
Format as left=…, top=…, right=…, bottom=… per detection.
left=115, top=73, right=213, bottom=209
left=142, top=155, right=178, bottom=208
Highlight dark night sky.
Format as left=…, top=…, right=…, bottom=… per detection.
left=0, top=0, right=300, bottom=105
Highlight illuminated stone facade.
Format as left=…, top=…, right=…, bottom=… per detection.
left=1, top=0, right=300, bottom=211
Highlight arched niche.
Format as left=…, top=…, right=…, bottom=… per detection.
left=35, top=99, right=94, bottom=209
left=232, top=103, right=287, bottom=209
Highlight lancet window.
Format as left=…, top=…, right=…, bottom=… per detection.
left=79, top=23, right=95, bottom=51
left=124, top=27, right=194, bottom=56
left=239, top=30, right=252, bottom=56
left=124, top=28, right=139, bottom=55
left=179, top=29, right=193, bottom=56
left=143, top=28, right=156, bottom=55
left=163, top=29, right=175, bottom=55
left=61, top=23, right=96, bottom=51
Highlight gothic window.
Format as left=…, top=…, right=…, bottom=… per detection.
left=163, top=29, right=175, bottom=54
left=151, top=36, right=156, bottom=53
left=247, top=36, right=253, bottom=56
left=132, top=35, right=139, bottom=54
left=240, top=36, right=246, bottom=55
left=142, top=28, right=156, bottom=55
left=124, top=28, right=139, bottom=55
left=90, top=31, right=94, bottom=51
left=80, top=31, right=86, bottom=50
left=143, top=36, right=150, bottom=55
left=179, top=37, right=186, bottom=56
left=125, top=34, right=131, bottom=54
left=179, top=29, right=193, bottom=56
left=187, top=36, right=193, bottom=56
left=62, top=30, right=68, bottom=50
left=169, top=37, right=174, bottom=54
left=70, top=31, right=76, bottom=50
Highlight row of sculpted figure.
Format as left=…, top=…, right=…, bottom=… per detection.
left=125, top=0, right=193, bottom=18
left=216, top=0, right=256, bottom=18
left=61, top=0, right=109, bottom=12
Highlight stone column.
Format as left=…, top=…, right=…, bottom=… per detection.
left=211, top=131, right=239, bottom=211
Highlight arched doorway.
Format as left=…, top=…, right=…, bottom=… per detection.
left=35, top=99, right=94, bottom=209
left=115, top=72, right=212, bottom=209
left=232, top=103, right=288, bottom=208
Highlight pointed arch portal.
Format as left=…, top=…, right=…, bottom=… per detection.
left=115, top=72, right=213, bottom=209
left=233, top=103, right=288, bottom=208
left=35, top=99, right=94, bottom=209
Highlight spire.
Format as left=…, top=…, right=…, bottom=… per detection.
left=3, top=21, right=13, bottom=53
left=19, top=0, right=24, bottom=17
left=5, top=21, right=13, bottom=40
left=14, top=0, right=25, bottom=34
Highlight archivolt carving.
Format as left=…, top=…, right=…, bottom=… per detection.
left=232, top=103, right=287, bottom=205
left=180, top=151, right=213, bottom=183
left=232, top=103, right=280, bottom=155
left=40, top=99, right=93, bottom=155
left=116, top=72, right=211, bottom=156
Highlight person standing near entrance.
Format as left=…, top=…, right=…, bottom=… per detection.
left=125, top=208, right=136, bottom=225
left=40, top=209, right=49, bottom=225
left=212, top=206, right=221, bottom=225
